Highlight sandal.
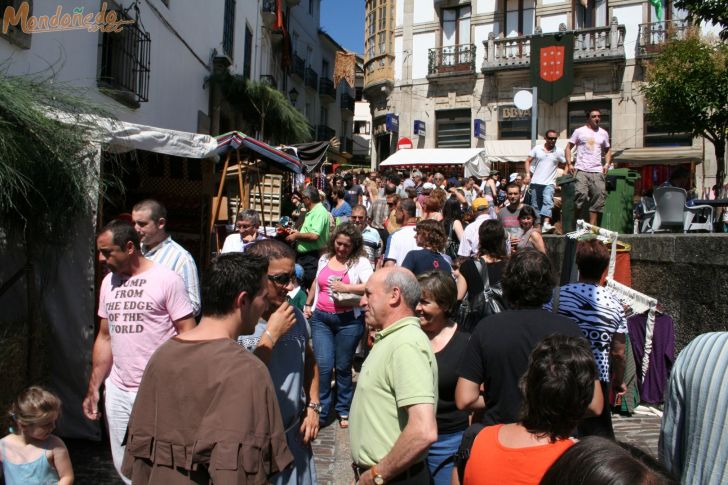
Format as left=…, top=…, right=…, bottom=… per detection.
left=338, top=416, right=349, bottom=429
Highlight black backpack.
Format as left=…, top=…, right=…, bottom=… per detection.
left=457, top=258, right=506, bottom=332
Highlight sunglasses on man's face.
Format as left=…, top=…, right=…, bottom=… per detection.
left=546, top=137, right=557, bottom=141
left=268, top=272, right=294, bottom=286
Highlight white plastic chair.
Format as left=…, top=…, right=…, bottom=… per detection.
left=684, top=204, right=714, bottom=232
left=651, top=186, right=687, bottom=233
left=640, top=196, right=656, bottom=233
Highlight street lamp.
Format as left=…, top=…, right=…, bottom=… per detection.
left=289, top=87, right=299, bottom=106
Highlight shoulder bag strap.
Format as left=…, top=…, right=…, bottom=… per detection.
left=551, top=286, right=561, bottom=314
left=477, top=257, right=492, bottom=293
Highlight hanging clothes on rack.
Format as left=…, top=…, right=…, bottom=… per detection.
left=627, top=312, right=675, bottom=404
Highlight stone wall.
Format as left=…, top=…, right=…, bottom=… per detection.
left=544, top=234, right=728, bottom=352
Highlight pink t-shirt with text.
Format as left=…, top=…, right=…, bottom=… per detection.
left=569, top=126, right=610, bottom=172
left=315, top=265, right=351, bottom=313
left=98, top=263, right=193, bottom=391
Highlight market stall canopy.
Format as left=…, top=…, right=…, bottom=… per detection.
left=280, top=141, right=330, bottom=173
left=478, top=139, right=569, bottom=163
left=379, top=148, right=491, bottom=178
left=216, top=131, right=304, bottom=174
left=613, top=147, right=703, bottom=166
left=103, top=121, right=218, bottom=159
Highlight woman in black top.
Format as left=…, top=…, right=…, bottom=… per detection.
left=443, top=198, right=465, bottom=259
left=401, top=219, right=452, bottom=275
left=416, top=271, right=470, bottom=485
left=456, top=219, right=508, bottom=331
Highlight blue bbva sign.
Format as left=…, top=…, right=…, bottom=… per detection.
left=386, top=113, right=399, bottom=133
left=414, top=120, right=426, bottom=136
left=474, top=119, right=486, bottom=139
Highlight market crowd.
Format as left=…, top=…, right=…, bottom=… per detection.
left=4, top=113, right=726, bottom=485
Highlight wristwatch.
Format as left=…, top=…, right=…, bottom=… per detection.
left=370, top=465, right=384, bottom=485
left=307, top=402, right=322, bottom=414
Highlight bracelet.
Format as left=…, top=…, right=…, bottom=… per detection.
left=263, top=330, right=276, bottom=346
left=304, top=304, right=312, bottom=308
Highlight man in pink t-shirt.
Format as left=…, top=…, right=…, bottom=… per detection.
left=83, top=220, right=195, bottom=483
left=566, top=108, right=613, bottom=225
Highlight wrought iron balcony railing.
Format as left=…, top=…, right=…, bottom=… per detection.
left=482, top=18, right=625, bottom=72
left=319, top=77, right=336, bottom=100
left=637, top=19, right=689, bottom=58
left=428, top=44, right=476, bottom=77
left=305, top=67, right=319, bottom=91
left=340, top=92, right=355, bottom=112
left=292, top=54, right=305, bottom=79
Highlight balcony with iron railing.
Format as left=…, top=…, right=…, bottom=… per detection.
left=339, top=136, right=353, bottom=154
left=292, top=54, right=305, bottom=79
left=319, top=77, right=336, bottom=101
left=305, top=67, right=319, bottom=91
left=340, top=92, right=355, bottom=113
left=637, top=19, right=689, bottom=58
left=427, top=44, right=476, bottom=79
left=261, top=0, right=276, bottom=27
left=316, top=125, right=336, bottom=141
left=482, top=18, right=625, bottom=72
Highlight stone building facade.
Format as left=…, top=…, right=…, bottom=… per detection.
left=363, top=0, right=721, bottom=191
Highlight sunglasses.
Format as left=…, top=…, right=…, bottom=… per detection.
left=546, top=137, right=557, bottom=141
left=350, top=215, right=366, bottom=220
left=267, top=272, right=294, bottom=286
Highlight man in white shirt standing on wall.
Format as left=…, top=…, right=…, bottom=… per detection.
left=524, top=129, right=566, bottom=233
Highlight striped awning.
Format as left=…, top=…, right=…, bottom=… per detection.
left=216, top=131, right=304, bottom=174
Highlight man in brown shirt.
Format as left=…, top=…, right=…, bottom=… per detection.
left=122, top=253, right=295, bottom=484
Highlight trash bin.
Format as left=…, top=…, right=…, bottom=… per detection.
left=601, top=169, right=640, bottom=234
left=557, top=174, right=577, bottom=234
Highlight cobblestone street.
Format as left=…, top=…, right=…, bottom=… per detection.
left=68, top=411, right=662, bottom=484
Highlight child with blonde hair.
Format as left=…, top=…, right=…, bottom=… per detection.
left=0, top=386, right=74, bottom=484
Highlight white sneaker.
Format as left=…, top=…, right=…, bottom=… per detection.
left=542, top=222, right=555, bottom=233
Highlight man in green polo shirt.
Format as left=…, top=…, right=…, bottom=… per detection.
left=350, top=267, right=438, bottom=484
left=286, top=186, right=330, bottom=290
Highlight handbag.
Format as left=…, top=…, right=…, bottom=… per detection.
left=457, top=258, right=506, bottom=332
left=445, top=221, right=460, bottom=260
left=331, top=261, right=363, bottom=307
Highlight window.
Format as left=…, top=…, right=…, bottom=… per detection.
left=442, top=5, right=471, bottom=47
left=98, top=5, right=151, bottom=105
left=355, top=87, right=363, bottom=101
left=223, top=0, right=235, bottom=58
left=644, top=112, right=691, bottom=147
left=355, top=120, right=370, bottom=134
left=0, top=0, right=32, bottom=49
left=504, top=0, right=534, bottom=37
left=308, top=0, right=314, bottom=15
left=574, top=0, right=607, bottom=29
left=320, top=106, right=328, bottom=126
left=322, top=59, right=329, bottom=78
left=436, top=109, right=471, bottom=148
left=243, top=25, right=252, bottom=80
left=567, top=100, right=612, bottom=136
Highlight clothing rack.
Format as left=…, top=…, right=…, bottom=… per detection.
left=565, top=220, right=619, bottom=280
left=605, top=277, right=659, bottom=381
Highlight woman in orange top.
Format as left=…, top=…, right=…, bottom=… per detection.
left=464, top=335, right=603, bottom=485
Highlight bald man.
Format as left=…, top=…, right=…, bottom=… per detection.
left=349, top=268, right=437, bottom=484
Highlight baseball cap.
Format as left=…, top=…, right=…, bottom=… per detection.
left=294, top=264, right=304, bottom=281
left=423, top=182, right=436, bottom=190
left=509, top=173, right=519, bottom=183
left=472, top=198, right=489, bottom=211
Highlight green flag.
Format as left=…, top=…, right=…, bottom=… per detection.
left=649, top=0, right=664, bottom=21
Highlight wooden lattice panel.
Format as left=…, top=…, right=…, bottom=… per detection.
left=249, top=174, right=283, bottom=225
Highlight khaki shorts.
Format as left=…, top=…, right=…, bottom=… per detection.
left=574, top=170, right=606, bottom=213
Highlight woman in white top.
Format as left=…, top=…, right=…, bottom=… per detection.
left=304, top=223, right=373, bottom=428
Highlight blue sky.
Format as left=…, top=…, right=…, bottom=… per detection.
left=320, top=0, right=365, bottom=54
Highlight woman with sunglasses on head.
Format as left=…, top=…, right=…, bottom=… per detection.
left=304, top=223, right=373, bottom=428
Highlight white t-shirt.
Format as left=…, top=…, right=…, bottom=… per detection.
left=384, top=225, right=421, bottom=266
left=529, top=144, right=566, bottom=186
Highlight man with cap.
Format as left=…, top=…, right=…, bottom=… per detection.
left=458, top=198, right=493, bottom=258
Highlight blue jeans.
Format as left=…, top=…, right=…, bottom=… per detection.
left=427, top=430, right=463, bottom=485
left=530, top=183, right=555, bottom=219
left=310, top=309, right=364, bottom=423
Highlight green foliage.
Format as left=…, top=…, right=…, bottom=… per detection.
left=641, top=34, right=728, bottom=182
left=675, top=0, right=728, bottom=40
left=208, top=72, right=312, bottom=144
left=0, top=72, right=116, bottom=248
